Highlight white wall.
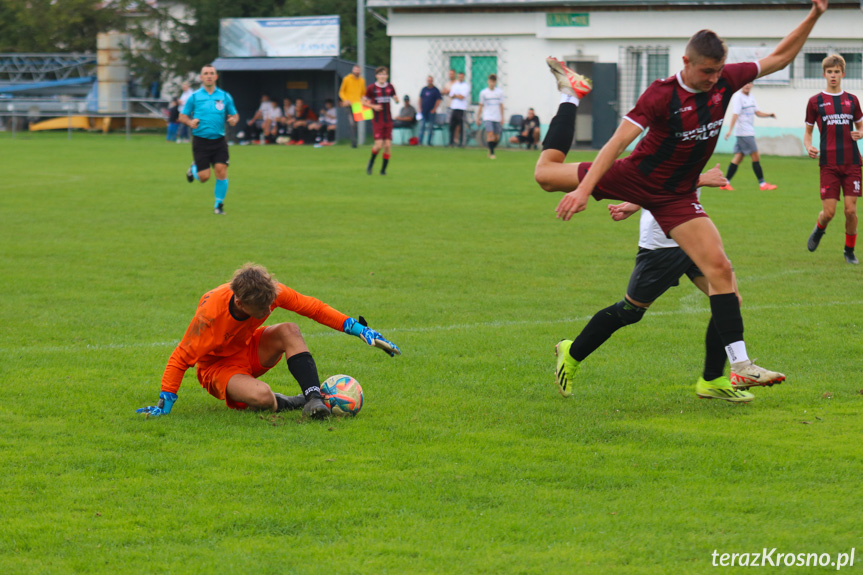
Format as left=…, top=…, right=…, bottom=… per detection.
left=386, top=6, right=863, bottom=153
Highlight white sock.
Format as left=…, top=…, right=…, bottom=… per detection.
left=725, top=341, right=750, bottom=365
left=560, top=94, right=580, bottom=106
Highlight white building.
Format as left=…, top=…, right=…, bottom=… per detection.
left=368, top=0, right=863, bottom=153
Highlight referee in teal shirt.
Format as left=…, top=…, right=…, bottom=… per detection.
left=180, top=65, right=239, bottom=215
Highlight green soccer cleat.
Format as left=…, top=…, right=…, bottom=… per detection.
left=696, top=376, right=754, bottom=403
left=554, top=339, right=581, bottom=397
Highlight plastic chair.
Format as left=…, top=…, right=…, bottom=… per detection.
left=430, top=113, right=449, bottom=146
left=503, top=114, right=523, bottom=147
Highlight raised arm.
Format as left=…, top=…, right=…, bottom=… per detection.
left=758, top=0, right=828, bottom=78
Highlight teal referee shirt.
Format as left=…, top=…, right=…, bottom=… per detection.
left=182, top=87, right=237, bottom=140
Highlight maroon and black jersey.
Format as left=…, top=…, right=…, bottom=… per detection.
left=366, top=82, right=396, bottom=124
left=623, top=62, right=759, bottom=194
left=805, top=91, right=862, bottom=166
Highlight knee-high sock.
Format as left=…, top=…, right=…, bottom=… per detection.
left=703, top=317, right=727, bottom=381
left=214, top=179, right=228, bottom=207
left=752, top=161, right=765, bottom=183
left=542, top=103, right=576, bottom=154
left=725, top=162, right=738, bottom=182
left=569, top=305, right=627, bottom=362
left=192, top=165, right=199, bottom=181
left=709, top=293, right=749, bottom=364
left=287, top=351, right=322, bottom=398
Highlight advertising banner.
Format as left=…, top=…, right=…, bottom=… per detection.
left=219, top=16, right=340, bottom=58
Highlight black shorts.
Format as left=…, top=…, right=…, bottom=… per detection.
left=516, top=133, right=536, bottom=143
left=450, top=109, right=465, bottom=125
left=626, top=247, right=703, bottom=304
left=192, top=136, right=229, bottom=171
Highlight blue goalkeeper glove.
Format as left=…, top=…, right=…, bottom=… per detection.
left=136, top=391, right=177, bottom=417
left=343, top=316, right=401, bottom=357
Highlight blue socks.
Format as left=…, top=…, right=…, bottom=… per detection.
left=214, top=179, right=228, bottom=207
left=191, top=165, right=199, bottom=181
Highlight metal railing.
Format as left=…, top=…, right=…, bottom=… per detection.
left=0, top=97, right=168, bottom=140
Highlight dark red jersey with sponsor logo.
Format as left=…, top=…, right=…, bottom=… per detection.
left=366, top=82, right=397, bottom=125
left=622, top=62, right=759, bottom=194
left=805, top=91, right=862, bottom=166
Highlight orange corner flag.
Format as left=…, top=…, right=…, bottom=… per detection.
left=352, top=102, right=374, bottom=121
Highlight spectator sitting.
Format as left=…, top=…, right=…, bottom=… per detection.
left=309, top=98, right=338, bottom=146
left=509, top=108, right=541, bottom=149
left=276, top=97, right=296, bottom=141
left=288, top=98, right=318, bottom=145
left=393, top=95, right=417, bottom=128
left=246, top=95, right=282, bottom=144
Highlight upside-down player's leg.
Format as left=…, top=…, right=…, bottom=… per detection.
left=535, top=58, right=592, bottom=192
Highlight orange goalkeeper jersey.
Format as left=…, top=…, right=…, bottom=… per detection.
left=161, top=283, right=349, bottom=393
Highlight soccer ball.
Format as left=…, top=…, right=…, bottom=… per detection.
left=321, top=374, right=364, bottom=416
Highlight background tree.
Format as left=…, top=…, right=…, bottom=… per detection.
left=0, top=0, right=127, bottom=52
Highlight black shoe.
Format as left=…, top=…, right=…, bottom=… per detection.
left=214, top=202, right=225, bottom=215
left=186, top=164, right=194, bottom=183
left=302, top=395, right=331, bottom=419
left=274, top=393, right=305, bottom=412
left=807, top=225, right=824, bottom=252
left=845, top=249, right=859, bottom=264
left=366, top=165, right=373, bottom=175
left=380, top=170, right=386, bottom=176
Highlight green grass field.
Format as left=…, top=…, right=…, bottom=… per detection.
left=1, top=132, right=861, bottom=574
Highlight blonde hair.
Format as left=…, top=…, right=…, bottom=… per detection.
left=822, top=54, right=846, bottom=73
left=230, top=263, right=278, bottom=309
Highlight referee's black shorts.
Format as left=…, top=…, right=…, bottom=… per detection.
left=192, top=136, right=229, bottom=172
left=626, top=247, right=702, bottom=304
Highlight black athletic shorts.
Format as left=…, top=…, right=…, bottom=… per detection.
left=626, top=247, right=703, bottom=304
left=192, top=136, right=229, bottom=172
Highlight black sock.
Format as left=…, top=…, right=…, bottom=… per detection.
left=708, top=293, right=744, bottom=347
left=542, top=103, right=576, bottom=154
left=489, top=140, right=497, bottom=154
left=287, top=352, right=321, bottom=398
left=752, top=161, right=764, bottom=182
left=725, top=163, right=738, bottom=181
left=381, top=156, right=389, bottom=173
left=368, top=151, right=378, bottom=170
left=568, top=303, right=641, bottom=362
left=327, top=129, right=335, bottom=142
left=703, top=317, right=727, bottom=381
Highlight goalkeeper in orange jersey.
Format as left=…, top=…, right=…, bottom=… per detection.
left=137, top=263, right=400, bottom=420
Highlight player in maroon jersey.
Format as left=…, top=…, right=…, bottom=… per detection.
left=534, top=0, right=828, bottom=400
left=363, top=66, right=400, bottom=175
left=804, top=54, right=863, bottom=265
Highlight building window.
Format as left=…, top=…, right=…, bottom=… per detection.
left=449, top=54, right=498, bottom=104
left=795, top=47, right=863, bottom=89
left=620, top=46, right=669, bottom=114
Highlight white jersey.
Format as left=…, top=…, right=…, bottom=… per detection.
left=731, top=92, right=758, bottom=137
left=449, top=81, right=470, bottom=111
left=479, top=87, right=505, bottom=122
left=638, top=190, right=702, bottom=250
left=259, top=101, right=282, bottom=122
left=179, top=88, right=194, bottom=110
